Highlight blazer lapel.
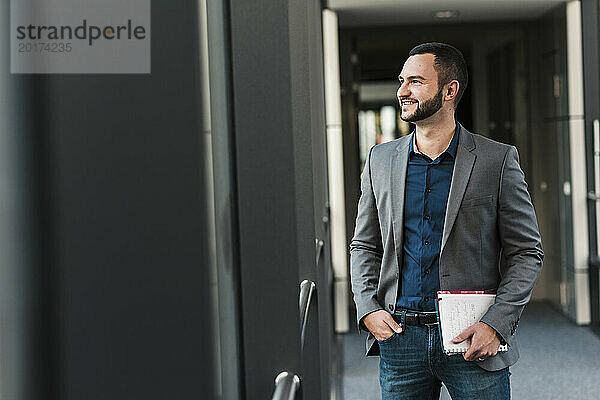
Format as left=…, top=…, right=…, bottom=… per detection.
left=391, top=136, right=411, bottom=254
left=441, top=126, right=476, bottom=252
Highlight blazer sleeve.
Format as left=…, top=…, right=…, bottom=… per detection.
left=480, top=145, right=544, bottom=344
left=350, top=146, right=384, bottom=332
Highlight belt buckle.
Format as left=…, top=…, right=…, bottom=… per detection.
left=405, top=312, right=417, bottom=324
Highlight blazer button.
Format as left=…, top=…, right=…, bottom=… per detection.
left=388, top=304, right=394, bottom=311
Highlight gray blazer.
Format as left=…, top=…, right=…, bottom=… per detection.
left=349, top=123, right=543, bottom=371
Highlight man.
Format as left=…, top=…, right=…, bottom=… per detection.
left=349, top=42, right=543, bottom=399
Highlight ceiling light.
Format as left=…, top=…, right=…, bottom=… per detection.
left=433, top=10, right=460, bottom=19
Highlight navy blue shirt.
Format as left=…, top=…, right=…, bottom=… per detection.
left=396, top=125, right=460, bottom=311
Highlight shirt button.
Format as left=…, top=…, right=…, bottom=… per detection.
left=424, top=240, right=430, bottom=245
left=426, top=187, right=432, bottom=193
left=424, top=297, right=429, bottom=302
left=424, top=270, right=430, bottom=275
left=424, top=215, right=431, bottom=220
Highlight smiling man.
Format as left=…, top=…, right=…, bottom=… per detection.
left=350, top=42, right=543, bottom=399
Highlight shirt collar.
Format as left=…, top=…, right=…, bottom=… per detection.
left=409, top=123, right=460, bottom=160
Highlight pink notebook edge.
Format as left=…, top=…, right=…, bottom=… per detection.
left=437, top=290, right=496, bottom=295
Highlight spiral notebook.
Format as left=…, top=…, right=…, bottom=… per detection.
left=436, top=291, right=508, bottom=355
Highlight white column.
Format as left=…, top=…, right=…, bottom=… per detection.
left=199, top=0, right=222, bottom=393
left=380, top=106, right=397, bottom=143
left=566, top=0, right=590, bottom=324
left=323, top=9, right=349, bottom=333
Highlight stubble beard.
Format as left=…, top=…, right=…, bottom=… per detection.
left=400, top=85, right=444, bottom=123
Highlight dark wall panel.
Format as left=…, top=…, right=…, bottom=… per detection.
left=582, top=0, right=600, bottom=331
left=37, top=2, right=214, bottom=399
left=228, top=0, right=330, bottom=398
left=228, top=0, right=303, bottom=397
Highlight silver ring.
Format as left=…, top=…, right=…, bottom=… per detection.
left=477, top=357, right=485, bottom=362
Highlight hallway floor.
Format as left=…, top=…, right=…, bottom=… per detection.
left=340, top=301, right=600, bottom=399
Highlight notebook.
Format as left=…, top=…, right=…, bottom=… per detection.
left=436, top=291, right=509, bottom=355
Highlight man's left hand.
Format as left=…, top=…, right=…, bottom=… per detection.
left=452, top=322, right=501, bottom=362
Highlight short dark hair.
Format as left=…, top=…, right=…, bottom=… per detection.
left=408, top=42, right=468, bottom=107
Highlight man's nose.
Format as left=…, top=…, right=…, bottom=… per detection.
left=397, top=82, right=410, bottom=98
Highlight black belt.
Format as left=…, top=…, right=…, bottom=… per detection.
left=393, top=310, right=438, bottom=326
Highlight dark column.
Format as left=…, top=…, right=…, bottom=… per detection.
left=0, top=3, right=44, bottom=399
left=34, top=2, right=214, bottom=399
left=227, top=0, right=328, bottom=398
left=307, top=3, right=338, bottom=400
left=582, top=0, right=600, bottom=332
left=339, top=29, right=361, bottom=324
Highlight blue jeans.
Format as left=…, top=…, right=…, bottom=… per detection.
left=378, top=315, right=510, bottom=400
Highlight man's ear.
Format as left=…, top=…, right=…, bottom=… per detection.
left=445, top=80, right=459, bottom=102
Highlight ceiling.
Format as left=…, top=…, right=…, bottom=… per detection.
left=328, top=0, right=567, bottom=27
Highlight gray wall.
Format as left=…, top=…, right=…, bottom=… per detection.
left=29, top=2, right=215, bottom=399
left=582, top=0, right=600, bottom=330
left=528, top=4, right=575, bottom=312
left=227, top=0, right=334, bottom=398
left=0, top=1, right=43, bottom=398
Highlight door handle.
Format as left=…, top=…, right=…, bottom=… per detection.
left=590, top=120, right=600, bottom=201
left=299, top=279, right=316, bottom=349
left=271, top=371, right=300, bottom=400
left=315, top=238, right=324, bottom=267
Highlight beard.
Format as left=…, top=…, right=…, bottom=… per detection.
left=400, top=86, right=444, bottom=123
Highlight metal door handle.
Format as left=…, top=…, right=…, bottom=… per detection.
left=590, top=120, right=600, bottom=201
left=271, top=371, right=300, bottom=400
left=587, top=191, right=600, bottom=201
left=315, top=238, right=324, bottom=267
left=299, top=279, right=316, bottom=349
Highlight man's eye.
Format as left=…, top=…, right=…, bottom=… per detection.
left=412, top=80, right=422, bottom=84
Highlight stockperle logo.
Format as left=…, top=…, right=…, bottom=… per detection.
left=11, top=0, right=150, bottom=74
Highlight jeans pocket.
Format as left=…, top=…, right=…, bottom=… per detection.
left=377, top=332, right=397, bottom=344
